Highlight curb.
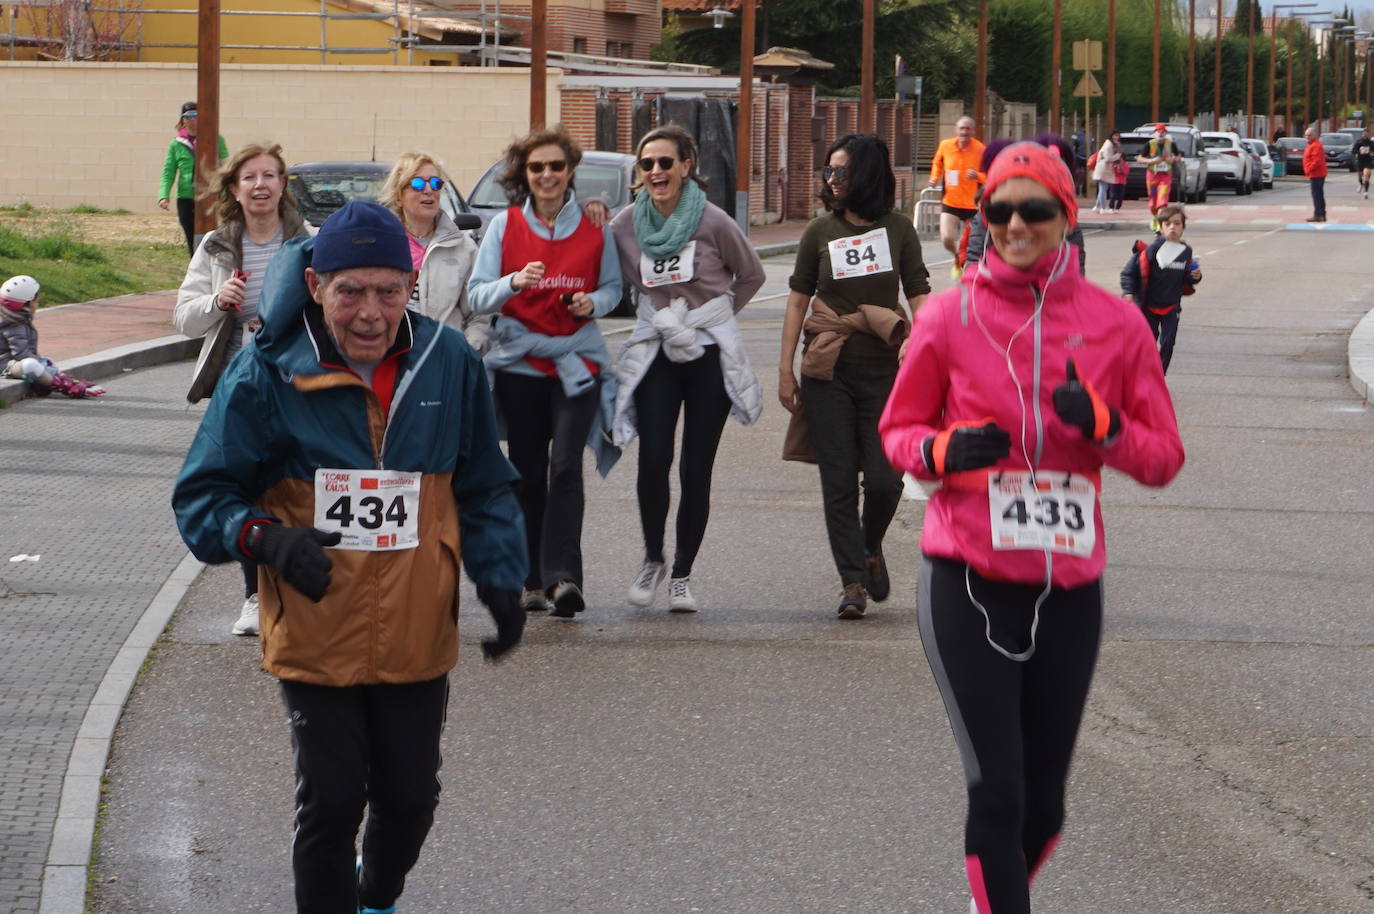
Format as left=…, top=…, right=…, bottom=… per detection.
left=1348, top=308, right=1374, bottom=404
left=754, top=240, right=800, bottom=258
left=38, top=552, right=205, bottom=914
left=0, top=336, right=197, bottom=408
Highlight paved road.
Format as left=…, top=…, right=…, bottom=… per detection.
left=72, top=210, right=1374, bottom=913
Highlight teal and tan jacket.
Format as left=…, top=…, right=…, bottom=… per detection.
left=172, top=237, right=526, bottom=686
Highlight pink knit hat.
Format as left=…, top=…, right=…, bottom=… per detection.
left=982, top=141, right=1078, bottom=229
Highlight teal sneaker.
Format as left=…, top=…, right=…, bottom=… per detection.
left=359, top=907, right=396, bottom=914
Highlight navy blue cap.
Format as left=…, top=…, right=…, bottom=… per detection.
left=311, top=201, right=412, bottom=275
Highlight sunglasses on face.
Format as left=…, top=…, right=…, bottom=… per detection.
left=822, top=165, right=849, bottom=182
left=638, top=155, right=678, bottom=173
left=408, top=176, right=443, bottom=191
left=983, top=198, right=1063, bottom=225
left=526, top=160, right=568, bottom=174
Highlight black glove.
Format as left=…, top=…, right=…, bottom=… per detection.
left=1053, top=359, right=1121, bottom=443
left=922, top=421, right=1011, bottom=474
left=476, top=585, right=524, bottom=661
left=248, top=523, right=341, bottom=602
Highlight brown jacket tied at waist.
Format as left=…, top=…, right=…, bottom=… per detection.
left=799, top=299, right=910, bottom=381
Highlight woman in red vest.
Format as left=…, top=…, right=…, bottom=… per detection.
left=468, top=125, right=623, bottom=619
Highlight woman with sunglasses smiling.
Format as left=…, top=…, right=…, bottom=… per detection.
left=779, top=133, right=930, bottom=621
left=608, top=124, right=766, bottom=613
left=468, top=125, right=623, bottom=619
left=381, top=151, right=484, bottom=351
left=878, top=142, right=1184, bottom=914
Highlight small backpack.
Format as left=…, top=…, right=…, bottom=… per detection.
left=1130, top=239, right=1195, bottom=305
left=1087, top=151, right=1099, bottom=171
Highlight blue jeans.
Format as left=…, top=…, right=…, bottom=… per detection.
left=1093, top=181, right=1109, bottom=211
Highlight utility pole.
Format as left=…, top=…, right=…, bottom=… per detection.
left=1214, top=0, right=1224, bottom=129
left=1108, top=0, right=1118, bottom=131
left=975, top=0, right=988, bottom=135
left=1152, top=0, right=1161, bottom=121
left=530, top=0, right=546, bottom=128
left=1247, top=3, right=1256, bottom=137
left=1050, top=0, right=1062, bottom=131
left=1188, top=0, right=1196, bottom=122
left=735, top=0, right=755, bottom=236
left=860, top=0, right=874, bottom=132
left=194, top=0, right=219, bottom=243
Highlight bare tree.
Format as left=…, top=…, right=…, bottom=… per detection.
left=19, top=0, right=141, bottom=61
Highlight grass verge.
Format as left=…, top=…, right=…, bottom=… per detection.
left=0, top=222, right=185, bottom=306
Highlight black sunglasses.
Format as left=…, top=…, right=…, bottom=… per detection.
left=822, top=165, right=849, bottom=182
left=526, top=160, right=568, bottom=174
left=408, top=176, right=443, bottom=191
left=638, top=155, right=678, bottom=172
left=983, top=198, right=1063, bottom=225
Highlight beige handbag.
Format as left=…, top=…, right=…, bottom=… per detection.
left=186, top=312, right=235, bottom=404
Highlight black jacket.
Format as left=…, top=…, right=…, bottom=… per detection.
left=1120, top=235, right=1198, bottom=313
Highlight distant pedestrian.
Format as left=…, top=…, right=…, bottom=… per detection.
left=379, top=151, right=486, bottom=351
left=1353, top=127, right=1373, bottom=198
left=781, top=133, right=929, bottom=620
left=467, top=125, right=623, bottom=618
left=173, top=141, right=314, bottom=637
left=1, top=275, right=106, bottom=398
left=172, top=200, right=527, bottom=914
left=929, top=116, right=986, bottom=271
left=157, top=101, right=228, bottom=255
left=610, top=124, right=766, bottom=613
left=879, top=141, right=1185, bottom=914
left=1120, top=203, right=1201, bottom=374
left=1303, top=127, right=1328, bottom=222
left=1090, top=131, right=1124, bottom=214
left=1136, top=123, right=1176, bottom=232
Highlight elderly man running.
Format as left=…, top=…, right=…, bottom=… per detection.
left=928, top=116, right=986, bottom=271
left=173, top=200, right=527, bottom=914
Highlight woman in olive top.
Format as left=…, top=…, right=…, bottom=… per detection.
left=158, top=101, right=229, bottom=255
left=779, top=133, right=930, bottom=620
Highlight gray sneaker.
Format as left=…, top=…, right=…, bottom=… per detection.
left=520, top=588, right=552, bottom=612
left=627, top=560, right=666, bottom=607
left=668, top=576, right=697, bottom=613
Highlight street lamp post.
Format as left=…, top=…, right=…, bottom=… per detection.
left=1294, top=11, right=1335, bottom=131
left=1187, top=0, right=1195, bottom=122
left=1214, top=0, right=1224, bottom=130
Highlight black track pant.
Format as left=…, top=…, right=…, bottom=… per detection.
left=176, top=197, right=196, bottom=255
left=918, top=556, right=1102, bottom=914
left=493, top=371, right=600, bottom=591
left=1141, top=308, right=1181, bottom=374
left=241, top=560, right=258, bottom=598
left=633, top=346, right=732, bottom=578
left=280, top=676, right=448, bottom=914
left=800, top=359, right=903, bottom=586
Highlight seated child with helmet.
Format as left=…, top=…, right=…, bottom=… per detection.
left=2, top=275, right=107, bottom=398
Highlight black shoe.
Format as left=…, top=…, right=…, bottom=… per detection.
left=550, top=581, right=585, bottom=618
left=837, top=582, right=867, bottom=620
left=864, top=549, right=890, bottom=603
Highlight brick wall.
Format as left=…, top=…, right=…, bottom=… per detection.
left=0, top=61, right=561, bottom=212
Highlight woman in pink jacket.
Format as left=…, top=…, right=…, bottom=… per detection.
left=879, top=142, right=1184, bottom=914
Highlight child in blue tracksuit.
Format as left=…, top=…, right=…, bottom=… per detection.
left=1120, top=203, right=1201, bottom=374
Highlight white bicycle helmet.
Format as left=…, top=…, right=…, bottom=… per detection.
left=1, top=275, right=40, bottom=303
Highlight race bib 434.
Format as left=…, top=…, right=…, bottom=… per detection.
left=314, top=468, right=421, bottom=551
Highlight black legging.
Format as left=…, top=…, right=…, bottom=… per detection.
left=918, top=555, right=1102, bottom=914
left=176, top=197, right=196, bottom=255
left=241, top=560, right=258, bottom=598
left=492, top=371, right=600, bottom=591
left=632, top=346, right=732, bottom=579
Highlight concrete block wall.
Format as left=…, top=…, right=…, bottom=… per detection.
left=0, top=62, right=561, bottom=212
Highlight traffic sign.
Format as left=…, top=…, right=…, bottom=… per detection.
left=1072, top=39, right=1103, bottom=72
left=1073, top=71, right=1103, bottom=98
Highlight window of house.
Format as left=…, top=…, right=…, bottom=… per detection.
left=572, top=37, right=587, bottom=54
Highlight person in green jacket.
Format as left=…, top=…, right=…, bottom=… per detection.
left=158, top=101, right=228, bottom=255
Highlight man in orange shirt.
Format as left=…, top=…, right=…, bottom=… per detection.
left=928, top=116, right=986, bottom=262
left=1302, top=127, right=1327, bottom=223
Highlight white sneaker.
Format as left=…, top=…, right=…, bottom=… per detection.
left=627, top=560, right=665, bottom=607
left=231, top=593, right=260, bottom=636
left=668, top=576, right=697, bottom=613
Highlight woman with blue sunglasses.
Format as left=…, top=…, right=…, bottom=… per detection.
left=381, top=152, right=484, bottom=352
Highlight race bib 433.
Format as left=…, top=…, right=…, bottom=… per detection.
left=988, top=470, right=1096, bottom=557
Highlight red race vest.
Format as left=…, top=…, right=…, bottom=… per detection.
left=499, top=205, right=605, bottom=376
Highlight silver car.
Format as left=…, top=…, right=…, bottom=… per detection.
left=1130, top=123, right=1209, bottom=204
left=1241, top=139, right=1274, bottom=189
left=1200, top=131, right=1255, bottom=195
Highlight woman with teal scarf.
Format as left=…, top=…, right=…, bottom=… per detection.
left=610, top=125, right=766, bottom=614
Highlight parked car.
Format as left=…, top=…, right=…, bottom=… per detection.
left=1128, top=123, right=1209, bottom=203
left=1275, top=136, right=1307, bottom=175
left=1320, top=132, right=1355, bottom=171
left=286, top=161, right=481, bottom=234
left=1200, top=131, right=1254, bottom=194
left=467, top=150, right=637, bottom=240
left=1241, top=138, right=1271, bottom=190
left=1119, top=128, right=1209, bottom=203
